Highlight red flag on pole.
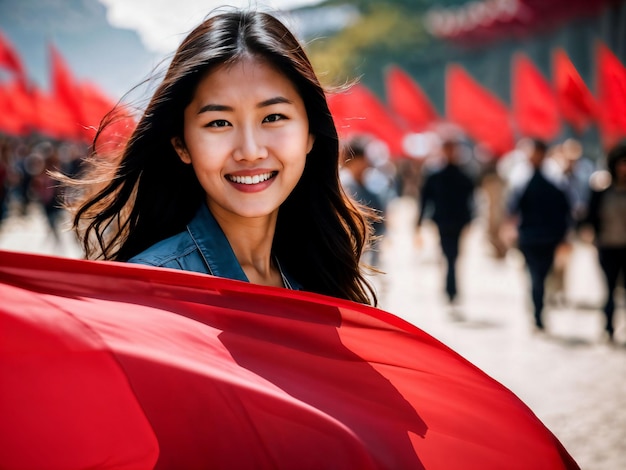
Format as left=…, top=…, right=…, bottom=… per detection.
left=445, top=64, right=515, bottom=157
left=327, top=83, right=406, bottom=157
left=384, top=65, right=439, bottom=132
left=596, top=42, right=626, bottom=150
left=511, top=53, right=560, bottom=141
left=552, top=48, right=596, bottom=135
left=0, top=31, right=26, bottom=86
left=0, top=250, right=580, bottom=469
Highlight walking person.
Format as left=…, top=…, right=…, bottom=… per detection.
left=505, top=138, right=572, bottom=331
left=340, top=136, right=387, bottom=269
left=416, top=137, right=476, bottom=305
left=544, top=139, right=594, bottom=307
left=579, top=141, right=626, bottom=341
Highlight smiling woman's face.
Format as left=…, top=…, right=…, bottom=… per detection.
left=172, top=56, right=315, bottom=223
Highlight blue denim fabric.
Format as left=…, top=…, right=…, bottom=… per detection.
left=128, top=203, right=302, bottom=290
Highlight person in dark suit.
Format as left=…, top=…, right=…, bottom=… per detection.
left=506, top=139, right=572, bottom=331
left=417, top=137, right=476, bottom=304
left=579, top=141, right=626, bottom=341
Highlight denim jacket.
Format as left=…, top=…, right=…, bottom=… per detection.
left=128, top=203, right=302, bottom=290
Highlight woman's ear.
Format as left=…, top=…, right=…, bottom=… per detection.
left=171, top=137, right=191, bottom=164
left=306, top=134, right=315, bottom=154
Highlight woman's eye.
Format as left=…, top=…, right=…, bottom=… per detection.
left=263, top=113, right=286, bottom=123
left=206, top=119, right=230, bottom=128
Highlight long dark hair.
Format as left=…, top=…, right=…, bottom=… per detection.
left=63, top=9, right=378, bottom=305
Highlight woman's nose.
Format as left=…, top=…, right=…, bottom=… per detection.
left=233, top=126, right=268, bottom=161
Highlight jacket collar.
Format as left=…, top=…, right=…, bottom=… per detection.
left=186, top=203, right=302, bottom=290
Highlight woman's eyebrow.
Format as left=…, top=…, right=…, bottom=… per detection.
left=197, top=96, right=293, bottom=115
left=257, top=96, right=293, bottom=108
left=197, top=103, right=232, bottom=114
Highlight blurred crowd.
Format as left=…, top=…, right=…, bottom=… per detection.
left=0, top=134, right=86, bottom=241
left=339, top=130, right=625, bottom=342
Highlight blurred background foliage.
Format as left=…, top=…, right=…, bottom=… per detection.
left=306, top=1, right=433, bottom=87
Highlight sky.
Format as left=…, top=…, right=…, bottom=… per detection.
left=0, top=0, right=325, bottom=100
left=98, top=0, right=324, bottom=54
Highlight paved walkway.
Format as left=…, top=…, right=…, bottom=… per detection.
left=1, top=198, right=625, bottom=470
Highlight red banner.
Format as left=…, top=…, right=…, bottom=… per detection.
left=0, top=80, right=33, bottom=136
left=49, top=44, right=82, bottom=122
left=0, top=31, right=26, bottom=85
left=327, top=84, right=406, bottom=157
left=596, top=42, right=626, bottom=150
left=0, top=250, right=579, bottom=469
left=77, top=80, right=121, bottom=143
left=385, top=65, right=439, bottom=133
left=31, top=87, right=83, bottom=141
left=511, top=53, right=560, bottom=141
left=552, top=48, right=596, bottom=135
left=0, top=42, right=124, bottom=143
left=446, top=64, right=514, bottom=157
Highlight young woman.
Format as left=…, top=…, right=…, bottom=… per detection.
left=63, top=8, right=378, bottom=305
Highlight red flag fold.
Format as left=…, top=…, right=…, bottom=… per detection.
left=0, top=250, right=579, bottom=469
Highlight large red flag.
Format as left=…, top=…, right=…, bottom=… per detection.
left=327, top=84, right=406, bottom=157
left=552, top=48, right=596, bottom=135
left=0, top=31, right=26, bottom=86
left=445, top=64, right=514, bottom=157
left=596, top=43, right=626, bottom=150
left=0, top=250, right=579, bottom=469
left=384, top=65, right=439, bottom=132
left=511, top=53, right=560, bottom=141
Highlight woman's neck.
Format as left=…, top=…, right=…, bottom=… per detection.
left=211, top=209, right=283, bottom=288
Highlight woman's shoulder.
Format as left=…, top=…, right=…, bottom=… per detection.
left=128, top=230, right=199, bottom=269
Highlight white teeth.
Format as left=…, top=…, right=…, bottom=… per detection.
left=229, top=172, right=274, bottom=185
